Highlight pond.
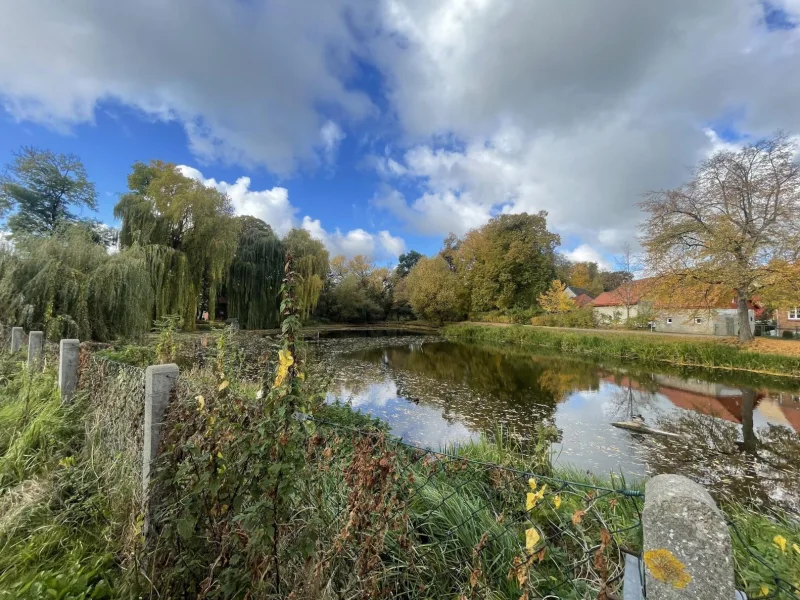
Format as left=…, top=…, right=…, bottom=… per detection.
left=313, top=333, right=800, bottom=510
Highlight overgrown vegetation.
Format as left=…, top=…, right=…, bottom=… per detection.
left=444, top=323, right=800, bottom=378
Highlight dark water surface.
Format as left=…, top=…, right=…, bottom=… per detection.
left=313, top=334, right=800, bottom=509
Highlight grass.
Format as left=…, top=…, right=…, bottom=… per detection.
left=444, top=323, right=800, bottom=379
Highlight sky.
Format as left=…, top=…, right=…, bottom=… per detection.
left=1, top=0, right=799, bottom=268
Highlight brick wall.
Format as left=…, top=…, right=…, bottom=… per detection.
left=776, top=307, right=800, bottom=333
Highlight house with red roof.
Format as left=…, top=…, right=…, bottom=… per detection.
left=591, top=278, right=760, bottom=336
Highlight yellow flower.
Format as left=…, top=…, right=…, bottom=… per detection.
left=196, top=395, right=205, bottom=411
left=273, top=349, right=294, bottom=388
left=774, top=535, right=787, bottom=553
left=525, top=527, right=540, bottom=552
left=528, top=478, right=536, bottom=491
left=553, top=495, right=562, bottom=509
left=526, top=492, right=536, bottom=511
left=793, top=542, right=800, bottom=555
left=643, top=548, right=692, bottom=589
left=760, top=584, right=770, bottom=597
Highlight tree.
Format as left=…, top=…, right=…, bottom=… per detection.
left=115, top=160, right=239, bottom=328
left=227, top=217, right=284, bottom=329
left=641, top=133, right=800, bottom=341
left=611, top=244, right=643, bottom=320
left=0, top=147, right=97, bottom=237
left=283, top=228, right=329, bottom=322
left=455, top=213, right=560, bottom=311
left=396, top=250, right=423, bottom=277
left=600, top=270, right=633, bottom=292
left=406, top=256, right=467, bottom=324
left=538, top=280, right=574, bottom=314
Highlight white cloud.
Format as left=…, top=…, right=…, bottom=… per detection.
left=0, top=0, right=373, bottom=173
left=319, top=120, right=346, bottom=166
left=179, top=165, right=405, bottom=261
left=302, top=216, right=405, bottom=261
left=563, top=244, right=612, bottom=270
left=178, top=165, right=297, bottom=236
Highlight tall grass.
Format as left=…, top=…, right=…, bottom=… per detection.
left=444, top=324, right=800, bottom=378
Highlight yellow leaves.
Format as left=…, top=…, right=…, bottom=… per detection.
left=773, top=535, right=787, bottom=553
left=528, top=478, right=536, bottom=491
left=525, top=484, right=547, bottom=511
left=218, top=380, right=229, bottom=392
left=538, top=279, right=574, bottom=314
left=793, top=542, right=800, bottom=555
left=760, top=584, right=770, bottom=597
left=643, top=549, right=692, bottom=589
left=273, top=349, right=294, bottom=388
left=525, top=527, right=540, bottom=552
left=553, top=495, right=562, bottom=509
left=196, top=395, right=205, bottom=411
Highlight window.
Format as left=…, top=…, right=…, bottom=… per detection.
left=789, top=308, right=800, bottom=321
left=694, top=317, right=703, bottom=324
left=666, top=317, right=673, bottom=325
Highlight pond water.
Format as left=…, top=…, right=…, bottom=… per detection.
left=314, top=334, right=800, bottom=510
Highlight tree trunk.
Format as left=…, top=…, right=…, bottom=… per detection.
left=740, top=388, right=757, bottom=456
left=736, top=289, right=753, bottom=342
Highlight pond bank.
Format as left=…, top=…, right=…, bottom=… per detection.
left=443, top=323, right=800, bottom=379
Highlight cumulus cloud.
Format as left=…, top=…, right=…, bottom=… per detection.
left=367, top=0, right=800, bottom=254
left=302, top=216, right=405, bottom=261
left=0, top=0, right=373, bottom=173
left=563, top=244, right=612, bottom=271
left=179, top=165, right=405, bottom=261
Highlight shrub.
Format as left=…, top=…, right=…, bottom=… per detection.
left=782, top=330, right=794, bottom=339
left=531, top=307, right=596, bottom=328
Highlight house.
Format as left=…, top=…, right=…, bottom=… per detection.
left=776, top=306, right=800, bottom=336
left=572, top=293, right=595, bottom=308
left=564, top=286, right=593, bottom=300
left=591, top=278, right=758, bottom=336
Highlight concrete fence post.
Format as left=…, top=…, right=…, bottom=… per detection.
left=58, top=339, right=80, bottom=402
left=143, top=363, right=179, bottom=531
left=27, top=331, right=44, bottom=369
left=10, top=327, right=23, bottom=353
left=642, top=474, right=734, bottom=600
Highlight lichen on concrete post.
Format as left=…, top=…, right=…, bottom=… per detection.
left=58, top=339, right=80, bottom=402
left=10, top=327, right=23, bottom=353
left=143, top=363, right=179, bottom=531
left=642, top=474, right=734, bottom=600
left=27, top=331, right=44, bottom=369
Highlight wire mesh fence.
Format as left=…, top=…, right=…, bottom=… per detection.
left=300, top=414, right=645, bottom=599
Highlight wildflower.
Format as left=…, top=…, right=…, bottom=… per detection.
left=528, top=478, right=537, bottom=491
left=273, top=349, right=294, bottom=388
left=643, top=548, right=692, bottom=589
left=793, top=543, right=800, bottom=555
left=760, top=584, right=769, bottom=597
left=553, top=495, right=562, bottom=509
left=526, top=492, right=536, bottom=511
left=196, top=395, right=205, bottom=411
left=525, top=527, right=540, bottom=552
left=773, top=535, right=787, bottom=553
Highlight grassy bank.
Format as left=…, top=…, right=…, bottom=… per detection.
left=444, top=323, right=800, bottom=379
left=0, top=346, right=797, bottom=598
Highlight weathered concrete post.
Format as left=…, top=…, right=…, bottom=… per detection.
left=27, top=331, right=44, bottom=368
left=143, top=364, right=179, bottom=530
left=642, top=474, right=734, bottom=600
left=10, top=327, right=23, bottom=353
left=58, top=339, right=80, bottom=401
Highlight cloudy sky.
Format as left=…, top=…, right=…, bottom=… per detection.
left=1, top=0, right=799, bottom=265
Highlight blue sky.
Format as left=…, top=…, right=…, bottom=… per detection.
left=1, top=0, right=798, bottom=267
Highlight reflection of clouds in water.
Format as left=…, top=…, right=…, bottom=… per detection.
left=327, top=382, right=477, bottom=449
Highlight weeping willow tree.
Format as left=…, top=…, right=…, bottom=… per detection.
left=283, top=228, right=329, bottom=322
left=226, top=216, right=284, bottom=329
left=0, top=227, right=153, bottom=341
left=114, top=161, right=239, bottom=329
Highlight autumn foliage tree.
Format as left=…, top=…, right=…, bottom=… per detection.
left=641, top=133, right=800, bottom=341
left=538, top=280, right=574, bottom=314
left=406, top=256, right=467, bottom=324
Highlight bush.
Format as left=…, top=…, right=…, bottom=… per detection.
left=531, top=307, right=596, bottom=328
left=782, top=330, right=794, bottom=339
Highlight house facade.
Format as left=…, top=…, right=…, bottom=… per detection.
left=591, top=279, right=756, bottom=336
left=776, top=306, right=800, bottom=335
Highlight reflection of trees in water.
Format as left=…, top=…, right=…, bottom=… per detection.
left=642, top=393, right=800, bottom=512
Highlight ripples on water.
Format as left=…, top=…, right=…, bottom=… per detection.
left=311, top=334, right=800, bottom=511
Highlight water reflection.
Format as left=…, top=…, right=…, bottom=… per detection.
left=316, top=336, right=800, bottom=510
